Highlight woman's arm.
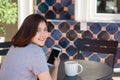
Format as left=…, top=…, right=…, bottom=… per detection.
left=51, top=58, right=60, bottom=80
left=38, top=58, right=60, bottom=80
left=38, top=71, right=52, bottom=80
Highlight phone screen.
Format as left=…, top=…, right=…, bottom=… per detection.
left=47, top=49, right=60, bottom=65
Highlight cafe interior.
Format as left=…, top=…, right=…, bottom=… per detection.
left=0, top=0, right=120, bottom=80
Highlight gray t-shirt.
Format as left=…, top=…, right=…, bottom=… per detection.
left=0, top=43, right=49, bottom=80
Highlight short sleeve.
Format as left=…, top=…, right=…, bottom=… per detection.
left=29, top=48, right=49, bottom=75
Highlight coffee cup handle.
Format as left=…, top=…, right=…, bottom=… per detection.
left=77, top=64, right=83, bottom=75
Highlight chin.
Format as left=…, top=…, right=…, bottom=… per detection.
left=39, top=43, right=45, bottom=46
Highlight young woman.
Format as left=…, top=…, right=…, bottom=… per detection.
left=0, top=14, right=60, bottom=80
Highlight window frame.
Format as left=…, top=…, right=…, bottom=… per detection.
left=75, top=0, right=120, bottom=23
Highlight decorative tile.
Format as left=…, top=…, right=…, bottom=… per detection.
left=62, top=33, right=66, bottom=37
left=51, top=29, right=62, bottom=40
left=90, top=23, right=102, bottom=34
left=110, top=35, right=114, bottom=40
left=46, top=0, right=56, bottom=6
left=59, top=22, right=70, bottom=33
left=55, top=25, right=58, bottom=29
left=97, top=53, right=108, bottom=58
left=45, top=37, right=54, bottom=48
left=89, top=54, right=100, bottom=62
left=69, top=56, right=74, bottom=60
left=116, top=23, right=120, bottom=27
left=68, top=4, right=74, bottom=15
left=36, top=0, right=41, bottom=5
left=67, top=20, right=76, bottom=25
left=55, top=40, right=59, bottom=44
left=62, top=48, right=66, bottom=53
left=53, top=45, right=61, bottom=48
left=70, top=25, right=74, bottom=30
left=61, top=0, right=72, bottom=7
left=80, top=51, right=92, bottom=57
left=35, top=0, right=74, bottom=20
left=42, top=46, right=48, bottom=55
left=60, top=53, right=69, bottom=60
left=101, top=27, right=106, bottom=31
left=47, top=21, right=54, bottom=32
left=114, top=63, right=120, bottom=68
left=119, top=27, right=120, bottom=31
left=38, top=3, right=48, bottom=13
left=74, top=22, right=80, bottom=33
left=106, top=23, right=118, bottom=34
left=87, top=22, right=93, bottom=27
left=66, top=45, right=77, bottom=56
left=82, top=30, right=93, bottom=39
left=100, top=58, right=105, bottom=63
left=66, top=30, right=77, bottom=41
left=84, top=57, right=89, bottom=61
left=105, top=55, right=114, bottom=67
left=77, top=33, right=82, bottom=38
left=114, top=31, right=120, bottom=42
left=118, top=59, right=120, bottom=63
left=93, top=34, right=97, bottom=39
left=56, top=14, right=60, bottom=18
left=64, top=7, right=68, bottom=11
left=34, top=9, right=41, bottom=14
left=116, top=48, right=120, bottom=59
left=51, top=20, right=61, bottom=25
left=71, top=15, right=74, bottom=20
left=47, top=48, right=51, bottom=52
left=98, top=31, right=110, bottom=40
left=70, top=41, right=74, bottom=45
left=45, top=10, right=56, bottom=19
left=59, top=37, right=69, bottom=48
left=49, top=6, right=53, bottom=10
left=98, top=23, right=109, bottom=27
left=53, top=3, right=64, bottom=14
left=74, top=52, right=84, bottom=59
left=41, top=0, right=45, bottom=2
left=118, top=43, right=120, bottom=48
left=34, top=6, right=38, bottom=10
left=72, top=0, right=75, bottom=3
left=56, top=0, right=61, bottom=3
left=60, top=11, right=71, bottom=19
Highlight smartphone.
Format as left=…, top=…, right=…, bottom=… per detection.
left=47, top=47, right=61, bottom=67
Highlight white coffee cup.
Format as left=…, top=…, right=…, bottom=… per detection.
left=64, top=60, right=83, bottom=76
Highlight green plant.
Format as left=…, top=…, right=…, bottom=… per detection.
left=0, top=0, right=17, bottom=34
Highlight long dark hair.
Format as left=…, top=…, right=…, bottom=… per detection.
left=12, top=14, right=47, bottom=47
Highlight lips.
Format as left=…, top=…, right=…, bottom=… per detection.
left=38, top=38, right=46, bottom=41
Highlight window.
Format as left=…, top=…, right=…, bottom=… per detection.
left=75, top=0, right=120, bottom=23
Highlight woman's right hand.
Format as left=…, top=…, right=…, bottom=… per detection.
left=54, top=57, right=60, bottom=69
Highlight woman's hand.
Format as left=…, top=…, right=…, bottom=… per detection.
left=54, top=57, right=60, bottom=69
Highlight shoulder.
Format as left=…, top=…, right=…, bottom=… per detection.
left=9, top=43, right=44, bottom=56
left=26, top=43, right=45, bottom=56
left=23, top=43, right=42, bottom=52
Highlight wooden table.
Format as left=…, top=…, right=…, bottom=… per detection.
left=57, top=60, right=113, bottom=80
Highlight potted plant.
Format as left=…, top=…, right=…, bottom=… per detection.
left=0, top=0, right=17, bottom=42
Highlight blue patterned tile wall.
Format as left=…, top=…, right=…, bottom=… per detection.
left=34, top=0, right=120, bottom=68
left=35, top=0, right=75, bottom=20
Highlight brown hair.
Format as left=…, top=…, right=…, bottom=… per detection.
left=12, top=14, right=47, bottom=47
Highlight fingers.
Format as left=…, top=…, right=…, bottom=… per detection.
left=54, top=57, right=60, bottom=61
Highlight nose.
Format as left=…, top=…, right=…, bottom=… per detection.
left=40, top=32, right=48, bottom=38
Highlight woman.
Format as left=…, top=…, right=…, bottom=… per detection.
left=0, top=14, right=60, bottom=80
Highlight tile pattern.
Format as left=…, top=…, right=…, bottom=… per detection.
left=35, top=0, right=74, bottom=20
left=34, top=0, right=120, bottom=68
